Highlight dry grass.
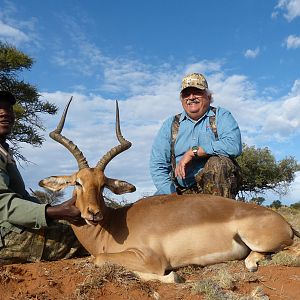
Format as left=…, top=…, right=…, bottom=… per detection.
left=179, top=261, right=269, bottom=300
left=0, top=265, right=23, bottom=284
left=260, top=249, right=300, bottom=267
left=0, top=267, right=17, bottom=284
left=190, top=279, right=227, bottom=299
left=176, top=264, right=203, bottom=277
left=276, top=206, right=300, bottom=232
left=73, top=262, right=155, bottom=300
left=189, top=278, right=269, bottom=300
left=212, top=269, right=236, bottom=290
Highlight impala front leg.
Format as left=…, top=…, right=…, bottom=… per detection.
left=93, top=249, right=182, bottom=283
left=94, top=248, right=165, bottom=274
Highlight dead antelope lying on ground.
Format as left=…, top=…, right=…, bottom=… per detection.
left=40, top=98, right=300, bottom=283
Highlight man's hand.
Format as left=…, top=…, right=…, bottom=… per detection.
left=175, top=146, right=208, bottom=179
left=175, top=149, right=194, bottom=179
left=46, top=196, right=85, bottom=225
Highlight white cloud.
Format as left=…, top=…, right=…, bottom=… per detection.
left=263, top=171, right=300, bottom=205
left=0, top=20, right=29, bottom=44
left=275, top=0, right=300, bottom=21
left=285, top=171, right=300, bottom=204
left=290, top=79, right=300, bottom=94
left=284, top=34, right=300, bottom=49
left=244, top=47, right=260, bottom=58
left=184, top=60, right=223, bottom=75
left=51, top=15, right=105, bottom=76
left=0, top=2, right=40, bottom=47
left=271, top=11, right=279, bottom=19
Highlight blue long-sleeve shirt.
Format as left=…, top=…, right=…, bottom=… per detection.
left=150, top=106, right=242, bottom=194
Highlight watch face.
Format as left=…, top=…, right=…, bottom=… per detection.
left=192, top=146, right=198, bottom=156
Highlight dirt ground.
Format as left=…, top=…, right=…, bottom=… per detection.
left=0, top=255, right=299, bottom=300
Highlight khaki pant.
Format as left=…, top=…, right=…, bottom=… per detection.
left=178, top=156, right=241, bottom=199
left=0, top=221, right=88, bottom=265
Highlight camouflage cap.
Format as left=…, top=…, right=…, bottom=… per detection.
left=180, top=73, right=208, bottom=92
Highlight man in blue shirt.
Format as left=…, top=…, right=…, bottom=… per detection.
left=150, top=73, right=242, bottom=198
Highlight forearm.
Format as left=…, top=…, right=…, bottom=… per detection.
left=202, top=136, right=242, bottom=157
left=0, top=193, right=48, bottom=229
left=202, top=108, right=242, bottom=157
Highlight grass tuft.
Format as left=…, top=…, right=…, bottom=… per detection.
left=213, top=269, right=236, bottom=290
left=260, top=251, right=300, bottom=267
left=74, top=262, right=154, bottom=300
left=190, top=279, right=227, bottom=300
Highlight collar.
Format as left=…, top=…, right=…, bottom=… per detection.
left=0, top=143, right=15, bottom=164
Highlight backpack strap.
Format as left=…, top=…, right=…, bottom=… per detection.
left=170, top=113, right=181, bottom=188
left=209, top=106, right=218, bottom=140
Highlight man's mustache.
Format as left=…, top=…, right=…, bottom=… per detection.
left=186, top=99, right=200, bottom=105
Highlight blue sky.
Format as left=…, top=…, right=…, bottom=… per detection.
left=1, top=0, right=300, bottom=205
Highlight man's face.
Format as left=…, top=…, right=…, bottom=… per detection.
left=0, top=102, right=15, bottom=137
left=181, top=87, right=211, bottom=120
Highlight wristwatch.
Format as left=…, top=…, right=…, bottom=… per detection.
left=192, top=146, right=199, bottom=157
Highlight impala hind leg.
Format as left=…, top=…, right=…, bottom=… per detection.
left=244, top=251, right=266, bottom=272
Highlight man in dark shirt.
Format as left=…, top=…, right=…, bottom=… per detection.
left=0, top=91, right=86, bottom=265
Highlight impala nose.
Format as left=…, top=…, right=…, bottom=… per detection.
left=87, top=208, right=103, bottom=222
left=92, top=212, right=103, bottom=222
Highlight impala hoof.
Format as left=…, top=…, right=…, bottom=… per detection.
left=247, top=266, right=258, bottom=272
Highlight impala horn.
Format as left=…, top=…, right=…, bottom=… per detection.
left=96, top=101, right=132, bottom=171
left=49, top=96, right=89, bottom=170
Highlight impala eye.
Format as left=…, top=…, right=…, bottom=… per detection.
left=75, top=181, right=82, bottom=187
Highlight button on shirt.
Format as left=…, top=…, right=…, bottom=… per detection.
left=150, top=106, right=242, bottom=195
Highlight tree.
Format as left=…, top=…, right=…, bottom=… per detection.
left=290, top=202, right=300, bottom=210
left=269, top=200, right=282, bottom=209
left=249, top=196, right=265, bottom=206
left=31, top=189, right=65, bottom=205
left=0, top=42, right=57, bottom=160
left=236, top=144, right=299, bottom=198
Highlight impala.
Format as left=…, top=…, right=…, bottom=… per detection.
left=40, top=98, right=299, bottom=283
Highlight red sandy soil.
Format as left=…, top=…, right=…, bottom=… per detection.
left=0, top=257, right=299, bottom=300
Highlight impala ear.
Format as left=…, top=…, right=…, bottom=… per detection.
left=105, top=177, right=136, bottom=195
left=39, top=176, right=76, bottom=192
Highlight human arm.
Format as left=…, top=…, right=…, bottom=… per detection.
left=0, top=161, right=50, bottom=229
left=201, top=108, right=242, bottom=157
left=0, top=163, right=83, bottom=229
left=149, top=118, right=176, bottom=194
